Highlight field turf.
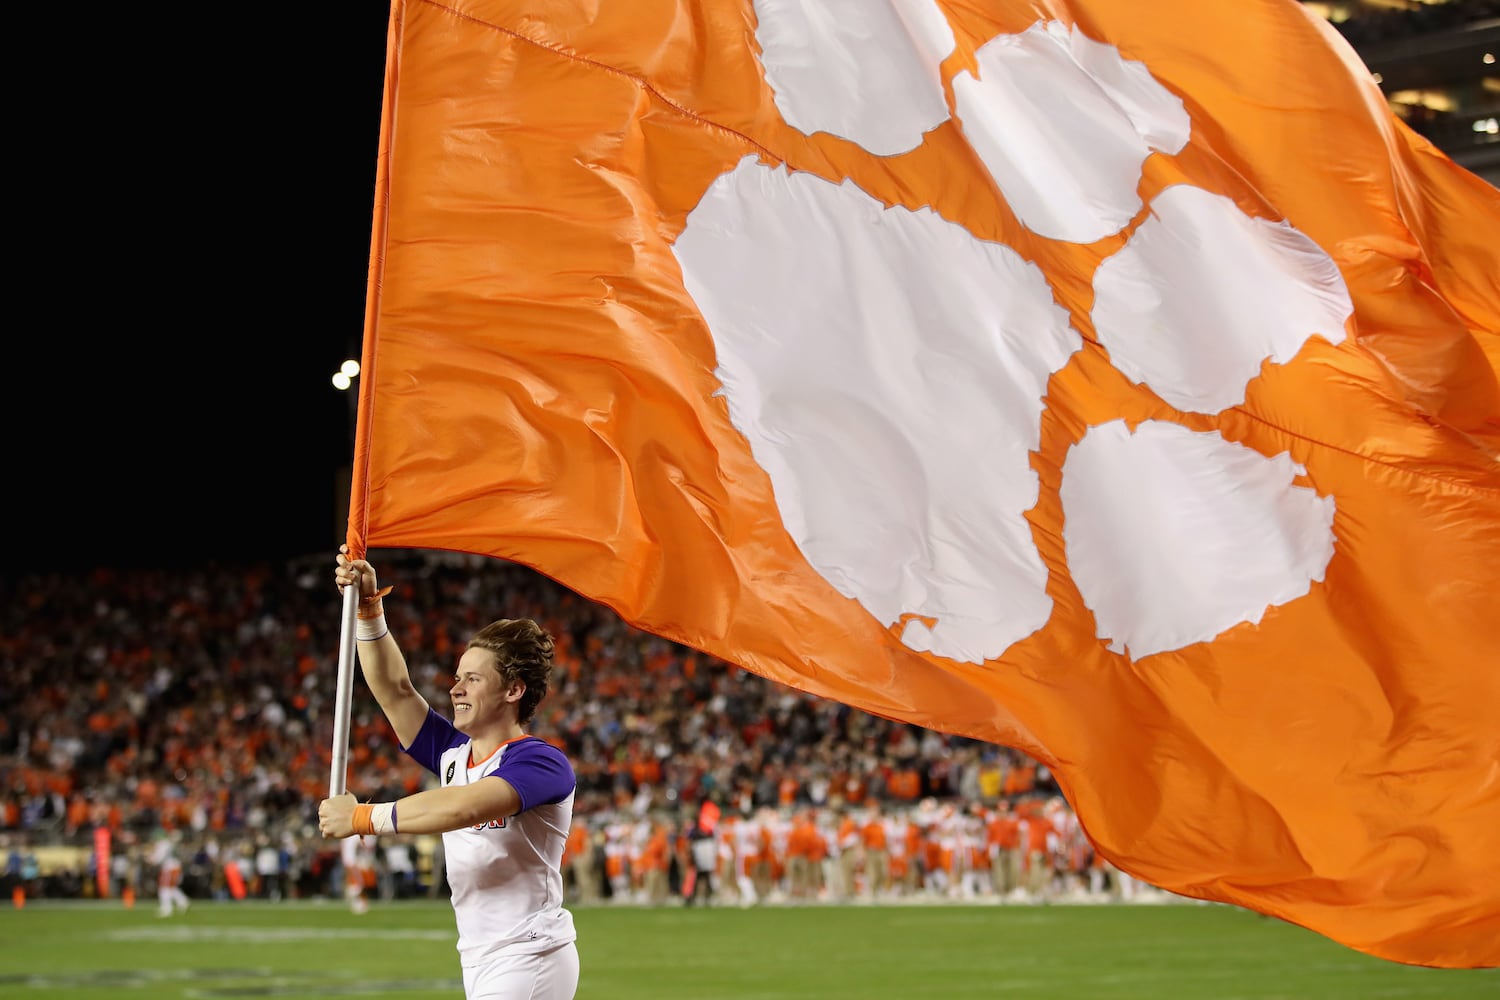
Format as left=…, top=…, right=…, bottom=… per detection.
left=0, top=899, right=1493, bottom=998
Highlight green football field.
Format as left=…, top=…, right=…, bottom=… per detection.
left=0, top=899, right=1492, bottom=999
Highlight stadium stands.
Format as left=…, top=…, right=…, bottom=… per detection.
left=2, top=550, right=1126, bottom=909
left=1303, top=0, right=1500, bottom=185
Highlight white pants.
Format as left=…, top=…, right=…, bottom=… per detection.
left=158, top=887, right=190, bottom=915
left=463, top=942, right=579, bottom=1000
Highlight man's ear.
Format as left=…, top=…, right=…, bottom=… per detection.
left=506, top=680, right=527, bottom=704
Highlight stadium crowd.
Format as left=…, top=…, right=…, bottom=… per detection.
left=1, top=551, right=1144, bottom=910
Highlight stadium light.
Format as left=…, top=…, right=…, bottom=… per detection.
left=332, top=359, right=362, bottom=391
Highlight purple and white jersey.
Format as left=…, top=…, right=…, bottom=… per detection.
left=404, top=709, right=577, bottom=965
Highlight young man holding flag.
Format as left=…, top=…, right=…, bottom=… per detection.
left=319, top=546, right=579, bottom=1000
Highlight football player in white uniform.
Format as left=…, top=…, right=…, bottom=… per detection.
left=321, top=548, right=579, bottom=1000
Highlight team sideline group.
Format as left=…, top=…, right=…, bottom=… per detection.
left=563, top=795, right=1149, bottom=907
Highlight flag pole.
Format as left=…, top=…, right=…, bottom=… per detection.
left=329, top=582, right=360, bottom=796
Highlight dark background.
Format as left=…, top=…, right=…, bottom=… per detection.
left=6, top=7, right=394, bottom=574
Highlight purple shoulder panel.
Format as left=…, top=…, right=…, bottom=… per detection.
left=401, top=708, right=466, bottom=775
left=489, top=738, right=576, bottom=812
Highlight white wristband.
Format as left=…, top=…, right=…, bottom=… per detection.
left=371, top=802, right=398, bottom=835
left=357, top=614, right=388, bottom=642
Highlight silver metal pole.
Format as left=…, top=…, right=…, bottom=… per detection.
left=329, top=582, right=360, bottom=795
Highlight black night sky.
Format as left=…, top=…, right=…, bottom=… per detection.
left=6, top=7, right=394, bottom=574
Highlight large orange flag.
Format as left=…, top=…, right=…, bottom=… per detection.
left=347, top=0, right=1500, bottom=968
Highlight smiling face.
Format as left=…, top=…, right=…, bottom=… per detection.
left=449, top=647, right=522, bottom=736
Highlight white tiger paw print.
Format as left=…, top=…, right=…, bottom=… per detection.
left=672, top=5, right=1352, bottom=663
